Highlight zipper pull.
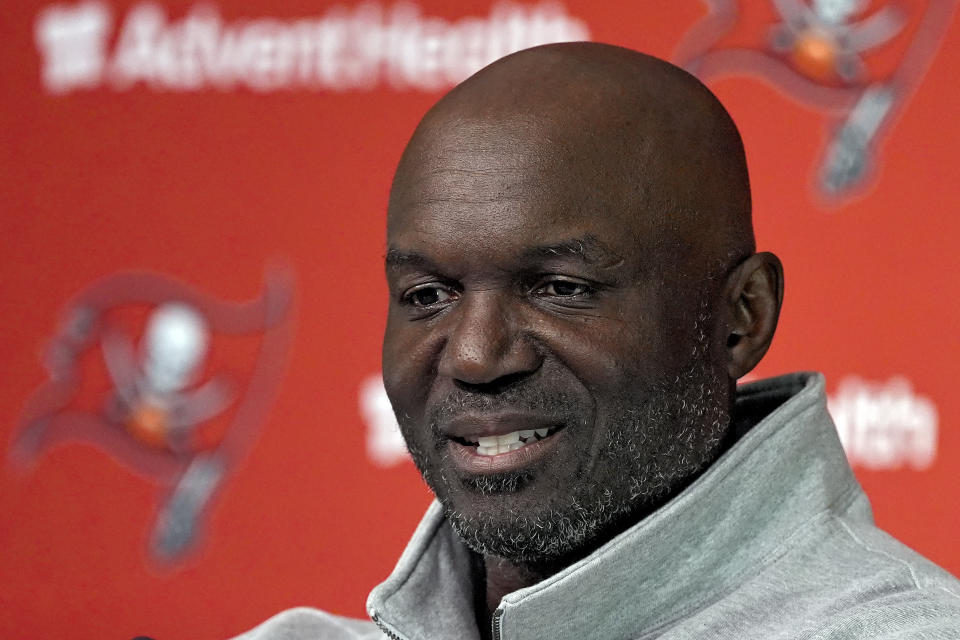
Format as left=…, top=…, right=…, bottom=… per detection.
left=491, top=607, right=505, bottom=640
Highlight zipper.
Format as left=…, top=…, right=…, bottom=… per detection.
left=373, top=607, right=501, bottom=640
left=491, top=607, right=504, bottom=640
left=371, top=612, right=407, bottom=640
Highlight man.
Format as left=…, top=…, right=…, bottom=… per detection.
left=238, top=43, right=960, bottom=639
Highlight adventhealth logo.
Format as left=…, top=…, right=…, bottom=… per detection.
left=35, top=1, right=589, bottom=94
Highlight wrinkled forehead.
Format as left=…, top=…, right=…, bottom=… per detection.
left=391, top=116, right=551, bottom=201
left=387, top=113, right=666, bottom=244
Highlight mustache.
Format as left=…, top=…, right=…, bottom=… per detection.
left=427, top=384, right=586, bottom=427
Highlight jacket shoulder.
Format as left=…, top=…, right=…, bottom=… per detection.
left=676, top=512, right=960, bottom=639
left=810, top=589, right=960, bottom=639
left=808, top=516, right=960, bottom=639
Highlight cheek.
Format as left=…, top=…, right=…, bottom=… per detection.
left=382, top=317, right=439, bottom=417
left=555, top=338, right=631, bottom=390
left=540, top=318, right=663, bottom=395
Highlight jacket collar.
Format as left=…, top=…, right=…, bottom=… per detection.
left=367, top=373, right=867, bottom=640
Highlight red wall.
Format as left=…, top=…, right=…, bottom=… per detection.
left=2, top=1, right=958, bottom=638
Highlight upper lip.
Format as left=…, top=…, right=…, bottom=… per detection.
left=440, top=412, right=559, bottom=440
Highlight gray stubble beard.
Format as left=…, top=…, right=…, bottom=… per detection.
left=400, top=315, right=730, bottom=566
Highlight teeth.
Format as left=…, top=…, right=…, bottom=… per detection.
left=496, top=432, right=521, bottom=446
left=471, top=427, right=556, bottom=456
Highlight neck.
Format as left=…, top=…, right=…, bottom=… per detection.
left=485, top=555, right=552, bottom=611
left=472, top=554, right=554, bottom=640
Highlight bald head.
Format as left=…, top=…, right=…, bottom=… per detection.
left=390, top=42, right=755, bottom=279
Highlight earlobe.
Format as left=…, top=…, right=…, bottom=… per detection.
left=724, top=252, right=784, bottom=380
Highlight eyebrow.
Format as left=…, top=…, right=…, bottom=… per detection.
left=384, top=249, right=437, bottom=271
left=520, top=235, right=622, bottom=265
left=384, top=235, right=623, bottom=271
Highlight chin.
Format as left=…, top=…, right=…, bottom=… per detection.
left=429, top=468, right=611, bottom=564
left=440, top=488, right=620, bottom=565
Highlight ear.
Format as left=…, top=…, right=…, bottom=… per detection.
left=722, top=252, right=784, bottom=380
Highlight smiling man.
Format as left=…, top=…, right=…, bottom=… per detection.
left=237, top=43, right=960, bottom=640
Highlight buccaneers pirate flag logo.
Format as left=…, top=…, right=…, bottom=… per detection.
left=674, top=0, right=956, bottom=202
left=9, top=269, right=294, bottom=562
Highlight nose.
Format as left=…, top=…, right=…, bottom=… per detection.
left=437, top=290, right=541, bottom=387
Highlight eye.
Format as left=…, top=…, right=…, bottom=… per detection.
left=402, top=283, right=457, bottom=308
left=535, top=278, right=593, bottom=298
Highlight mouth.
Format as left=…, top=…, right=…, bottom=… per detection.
left=449, top=426, right=564, bottom=456
left=445, top=424, right=566, bottom=474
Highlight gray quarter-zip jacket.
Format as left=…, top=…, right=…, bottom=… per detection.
left=235, top=373, right=960, bottom=639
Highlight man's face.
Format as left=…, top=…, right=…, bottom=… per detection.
left=382, top=118, right=730, bottom=563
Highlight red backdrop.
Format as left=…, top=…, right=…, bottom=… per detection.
left=2, top=1, right=958, bottom=638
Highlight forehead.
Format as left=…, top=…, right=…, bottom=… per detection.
left=387, top=117, right=663, bottom=265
